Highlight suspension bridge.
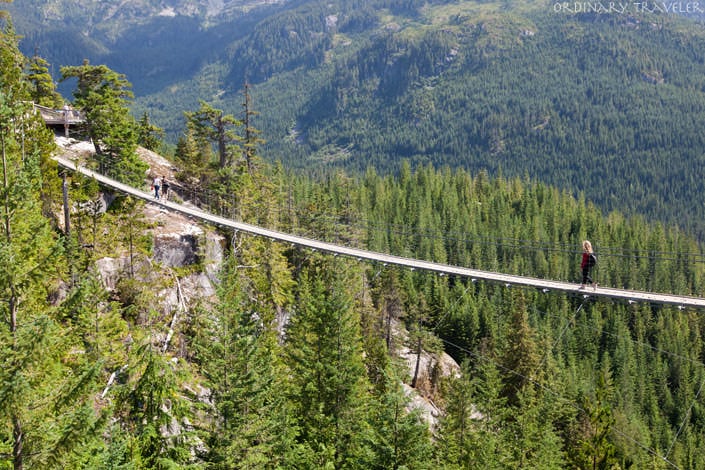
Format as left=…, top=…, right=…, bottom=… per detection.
left=54, top=154, right=705, bottom=310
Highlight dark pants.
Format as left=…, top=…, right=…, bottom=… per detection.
left=582, top=266, right=593, bottom=285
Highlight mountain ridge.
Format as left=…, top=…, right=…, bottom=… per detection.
left=9, top=0, right=705, bottom=237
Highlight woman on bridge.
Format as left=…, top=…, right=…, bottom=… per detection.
left=580, top=240, right=597, bottom=290
left=152, top=176, right=161, bottom=199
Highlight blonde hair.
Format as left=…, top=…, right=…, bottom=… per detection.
left=583, top=240, right=593, bottom=253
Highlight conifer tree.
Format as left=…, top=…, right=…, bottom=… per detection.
left=26, top=54, right=63, bottom=108
left=195, top=252, right=297, bottom=469
left=241, top=83, right=265, bottom=174
left=504, top=387, right=566, bottom=469
left=569, top=361, right=619, bottom=470
left=60, top=61, right=146, bottom=185
left=0, top=18, right=103, bottom=469
left=285, top=256, right=374, bottom=468
left=174, top=127, right=212, bottom=193
left=136, top=111, right=165, bottom=152
left=500, top=290, right=540, bottom=406
left=185, top=101, right=242, bottom=169
left=435, top=359, right=510, bottom=469
left=368, top=371, right=433, bottom=470
left=113, top=338, right=194, bottom=469
left=434, top=360, right=478, bottom=468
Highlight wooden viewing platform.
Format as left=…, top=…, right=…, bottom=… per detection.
left=53, top=154, right=705, bottom=310
left=35, top=104, right=84, bottom=137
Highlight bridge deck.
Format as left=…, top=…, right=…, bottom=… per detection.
left=54, top=155, right=705, bottom=309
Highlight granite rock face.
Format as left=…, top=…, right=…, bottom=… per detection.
left=153, top=233, right=200, bottom=267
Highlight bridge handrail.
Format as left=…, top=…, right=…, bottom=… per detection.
left=53, top=154, right=705, bottom=309
left=35, top=104, right=85, bottom=124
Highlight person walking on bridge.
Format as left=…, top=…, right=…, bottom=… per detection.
left=161, top=176, right=170, bottom=201
left=152, top=176, right=161, bottom=199
left=580, top=240, right=597, bottom=290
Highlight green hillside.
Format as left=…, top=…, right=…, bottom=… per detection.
left=128, top=1, right=705, bottom=239
left=6, top=9, right=705, bottom=468
left=9, top=0, right=705, bottom=237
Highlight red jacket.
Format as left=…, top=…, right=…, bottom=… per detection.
left=581, top=252, right=590, bottom=269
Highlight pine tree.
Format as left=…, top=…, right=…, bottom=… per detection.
left=500, top=290, right=540, bottom=406
left=368, top=371, right=433, bottom=470
left=0, top=18, right=103, bottom=469
left=113, top=338, right=194, bottom=469
left=184, top=101, right=242, bottom=169
left=136, top=111, right=164, bottom=152
left=435, top=359, right=510, bottom=469
left=285, top=256, right=374, bottom=468
left=195, top=253, right=297, bottom=469
left=504, top=387, right=566, bottom=469
left=26, top=54, right=63, bottom=108
left=174, top=127, right=212, bottom=194
left=241, top=83, right=265, bottom=175
left=570, top=361, right=619, bottom=470
left=60, top=61, right=147, bottom=185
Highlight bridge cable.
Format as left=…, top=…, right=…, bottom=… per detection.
left=94, top=154, right=705, bottom=268
left=431, top=278, right=477, bottom=332
left=58, top=156, right=705, bottom=307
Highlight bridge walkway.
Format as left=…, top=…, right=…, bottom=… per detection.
left=53, top=155, right=705, bottom=310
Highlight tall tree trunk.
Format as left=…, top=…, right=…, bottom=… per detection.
left=411, top=336, right=422, bottom=389
left=62, top=171, right=71, bottom=236
left=3, top=130, right=23, bottom=470
left=217, top=116, right=227, bottom=168
left=12, top=415, right=23, bottom=470
left=2, top=133, right=10, bottom=241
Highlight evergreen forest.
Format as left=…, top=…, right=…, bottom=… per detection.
left=131, top=1, right=705, bottom=239
left=11, top=0, right=705, bottom=235
left=5, top=4, right=705, bottom=470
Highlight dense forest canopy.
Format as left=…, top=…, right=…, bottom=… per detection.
left=4, top=1, right=705, bottom=469
left=9, top=0, right=705, bottom=237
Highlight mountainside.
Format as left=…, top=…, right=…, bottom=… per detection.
left=9, top=0, right=705, bottom=237
left=7, top=0, right=287, bottom=95
left=7, top=13, right=705, bottom=467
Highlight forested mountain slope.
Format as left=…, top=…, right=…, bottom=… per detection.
left=6, top=9, right=705, bottom=466
left=243, top=5, right=705, bottom=239
left=10, top=0, right=705, bottom=237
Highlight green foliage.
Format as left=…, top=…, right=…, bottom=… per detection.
left=435, top=359, right=511, bottom=469
left=253, top=9, right=705, bottom=238
left=174, top=127, right=213, bottom=192
left=122, top=3, right=705, bottom=240
left=26, top=54, right=64, bottom=108
left=368, top=372, right=434, bottom=470
left=285, top=256, right=375, bottom=468
left=0, top=19, right=104, bottom=469
left=114, top=340, right=194, bottom=469
left=194, top=254, right=298, bottom=469
left=60, top=61, right=147, bottom=186
left=8, top=5, right=705, bottom=467
left=12, top=0, right=705, bottom=237
left=282, top=161, right=705, bottom=469
left=136, top=111, right=164, bottom=152
left=184, top=101, right=242, bottom=169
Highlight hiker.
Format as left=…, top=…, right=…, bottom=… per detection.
left=580, top=240, right=597, bottom=290
left=161, top=176, right=170, bottom=201
left=152, top=176, right=161, bottom=199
